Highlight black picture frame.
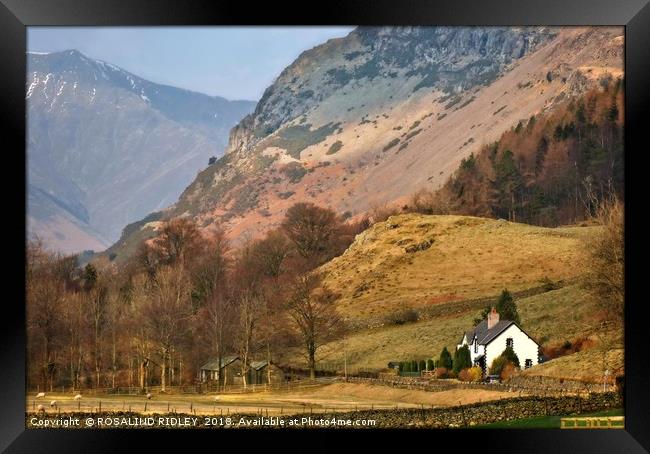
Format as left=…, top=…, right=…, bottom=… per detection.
left=1, top=0, right=648, bottom=451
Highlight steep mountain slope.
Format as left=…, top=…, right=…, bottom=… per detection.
left=109, top=26, right=622, bottom=262
left=27, top=50, right=255, bottom=253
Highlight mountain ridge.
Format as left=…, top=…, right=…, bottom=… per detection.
left=27, top=49, right=256, bottom=253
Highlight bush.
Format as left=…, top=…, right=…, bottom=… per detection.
left=383, top=138, right=400, bottom=151
left=426, top=359, right=435, bottom=371
left=282, top=162, right=308, bottom=183
left=501, top=346, right=520, bottom=368
left=453, top=345, right=472, bottom=374
left=402, top=361, right=411, bottom=373
left=500, top=362, right=518, bottom=380
left=419, top=360, right=426, bottom=372
left=385, top=308, right=419, bottom=325
left=616, top=375, right=624, bottom=402
left=458, top=367, right=482, bottom=382
left=490, top=348, right=520, bottom=378
left=458, top=368, right=472, bottom=382
left=411, top=360, right=418, bottom=372
left=541, top=336, right=595, bottom=360
left=468, top=366, right=483, bottom=382
left=434, top=367, right=448, bottom=379
left=489, top=356, right=508, bottom=376
left=540, top=276, right=558, bottom=292
left=326, top=140, right=343, bottom=155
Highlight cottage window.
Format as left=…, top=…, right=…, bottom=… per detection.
left=506, top=338, right=513, bottom=348
left=525, top=359, right=533, bottom=369
left=474, top=338, right=478, bottom=353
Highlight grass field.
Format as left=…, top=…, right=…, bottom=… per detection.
left=281, top=283, right=623, bottom=381
left=26, top=382, right=515, bottom=417
left=475, top=408, right=624, bottom=428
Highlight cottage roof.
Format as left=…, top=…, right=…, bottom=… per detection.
left=249, top=360, right=270, bottom=371
left=200, top=356, right=240, bottom=371
left=461, top=320, right=515, bottom=346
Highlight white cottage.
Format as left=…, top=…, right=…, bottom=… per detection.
left=457, top=308, right=540, bottom=375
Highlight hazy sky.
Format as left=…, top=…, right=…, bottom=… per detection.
left=27, top=27, right=355, bottom=101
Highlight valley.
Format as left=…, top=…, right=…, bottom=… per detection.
left=26, top=27, right=625, bottom=429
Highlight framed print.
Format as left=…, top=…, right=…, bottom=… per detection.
left=1, top=0, right=648, bottom=451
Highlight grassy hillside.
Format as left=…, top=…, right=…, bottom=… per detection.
left=280, top=284, right=622, bottom=381
left=321, top=214, right=598, bottom=325
left=277, top=214, right=622, bottom=382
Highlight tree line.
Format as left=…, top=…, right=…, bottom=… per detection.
left=406, top=78, right=624, bottom=227
left=27, top=202, right=369, bottom=392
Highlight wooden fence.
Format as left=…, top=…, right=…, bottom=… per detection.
left=560, top=416, right=624, bottom=429
left=28, top=377, right=338, bottom=397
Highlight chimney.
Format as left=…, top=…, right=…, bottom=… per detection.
left=487, top=307, right=499, bottom=330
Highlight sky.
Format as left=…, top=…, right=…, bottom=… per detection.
left=27, top=27, right=355, bottom=101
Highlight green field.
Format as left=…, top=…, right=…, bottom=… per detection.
left=475, top=408, right=624, bottom=429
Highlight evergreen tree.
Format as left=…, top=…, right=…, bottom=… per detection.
left=493, top=150, right=523, bottom=221
left=474, top=306, right=491, bottom=326
left=474, top=289, right=521, bottom=325
left=83, top=263, right=97, bottom=291
left=439, top=347, right=453, bottom=370
left=453, top=345, right=472, bottom=374
left=608, top=103, right=619, bottom=122
left=496, top=289, right=521, bottom=325
left=534, top=136, right=549, bottom=176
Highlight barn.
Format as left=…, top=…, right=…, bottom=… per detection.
left=247, top=361, right=285, bottom=385
left=199, top=356, right=243, bottom=385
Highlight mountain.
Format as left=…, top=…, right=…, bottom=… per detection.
left=107, top=26, right=623, bottom=262
left=27, top=50, right=256, bottom=253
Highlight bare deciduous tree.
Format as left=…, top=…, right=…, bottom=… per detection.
left=585, top=194, right=624, bottom=324
left=281, top=202, right=342, bottom=264
left=192, top=228, right=233, bottom=390
left=151, top=218, right=202, bottom=267
left=143, top=265, right=193, bottom=392
left=285, top=273, right=345, bottom=380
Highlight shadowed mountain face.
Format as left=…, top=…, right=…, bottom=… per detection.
left=27, top=50, right=255, bottom=253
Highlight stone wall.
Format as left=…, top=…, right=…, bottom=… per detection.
left=26, top=392, right=621, bottom=429
left=327, top=392, right=622, bottom=428
left=506, top=375, right=612, bottom=393
left=346, top=375, right=578, bottom=396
